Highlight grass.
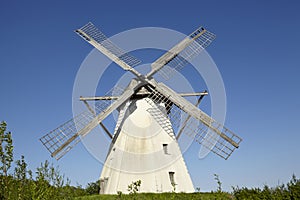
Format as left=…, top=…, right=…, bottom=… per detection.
left=75, top=192, right=234, bottom=200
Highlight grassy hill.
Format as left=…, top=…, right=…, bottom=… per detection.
left=75, top=192, right=233, bottom=200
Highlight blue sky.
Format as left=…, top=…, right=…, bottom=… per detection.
left=1, top=0, right=300, bottom=192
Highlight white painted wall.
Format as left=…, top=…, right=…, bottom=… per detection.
left=100, top=98, right=194, bottom=194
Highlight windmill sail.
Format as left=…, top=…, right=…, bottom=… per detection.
left=40, top=110, right=96, bottom=160
left=145, top=81, right=242, bottom=159
left=147, top=27, right=216, bottom=79
left=75, top=22, right=142, bottom=76
left=40, top=81, right=141, bottom=160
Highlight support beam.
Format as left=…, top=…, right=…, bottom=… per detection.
left=82, top=100, right=113, bottom=139
left=176, top=90, right=207, bottom=140
left=79, top=91, right=208, bottom=101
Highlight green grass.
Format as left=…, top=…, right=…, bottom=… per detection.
left=75, top=192, right=234, bottom=200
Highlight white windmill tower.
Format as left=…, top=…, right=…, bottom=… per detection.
left=40, top=22, right=242, bottom=194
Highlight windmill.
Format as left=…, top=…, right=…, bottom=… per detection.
left=40, top=22, right=242, bottom=194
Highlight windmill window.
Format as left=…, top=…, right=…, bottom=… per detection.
left=169, top=171, right=175, bottom=186
left=162, top=144, right=168, bottom=154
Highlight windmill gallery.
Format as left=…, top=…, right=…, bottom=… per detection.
left=40, top=22, right=242, bottom=194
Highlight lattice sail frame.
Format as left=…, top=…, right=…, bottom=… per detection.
left=145, top=87, right=242, bottom=160
left=76, top=22, right=141, bottom=68
left=154, top=27, right=216, bottom=80
left=146, top=106, right=176, bottom=140
left=39, top=86, right=125, bottom=160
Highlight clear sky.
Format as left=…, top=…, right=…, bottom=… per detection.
left=1, top=0, right=300, bottom=192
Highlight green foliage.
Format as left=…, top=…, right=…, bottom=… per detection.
left=77, top=175, right=300, bottom=200
left=0, top=121, right=14, bottom=199
left=31, top=160, right=87, bottom=199
left=0, top=156, right=85, bottom=200
left=214, top=173, right=222, bottom=192
left=233, top=174, right=300, bottom=200
left=127, top=180, right=141, bottom=194
left=0, top=121, right=87, bottom=199
left=14, top=155, right=32, bottom=200
left=86, top=180, right=100, bottom=195
left=287, top=174, right=300, bottom=199
left=0, top=121, right=14, bottom=176
left=117, top=191, right=122, bottom=199
left=33, top=160, right=61, bottom=199
left=14, top=155, right=27, bottom=180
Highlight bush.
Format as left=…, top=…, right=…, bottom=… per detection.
left=233, top=174, right=300, bottom=200
left=86, top=180, right=100, bottom=195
